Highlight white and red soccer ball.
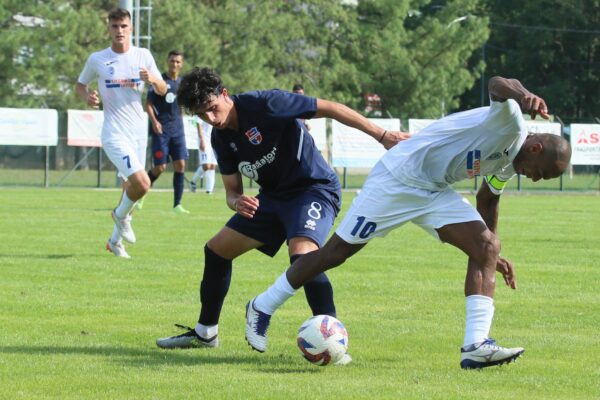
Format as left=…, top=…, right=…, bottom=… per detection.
left=296, top=315, right=349, bottom=366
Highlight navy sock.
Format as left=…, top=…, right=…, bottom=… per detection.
left=295, top=254, right=337, bottom=317
left=198, top=245, right=232, bottom=326
left=147, top=169, right=158, bottom=186
left=173, top=171, right=184, bottom=207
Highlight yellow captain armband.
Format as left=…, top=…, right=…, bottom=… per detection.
left=485, top=175, right=507, bottom=194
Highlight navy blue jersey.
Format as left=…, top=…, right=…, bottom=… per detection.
left=147, top=72, right=184, bottom=136
left=211, top=89, right=341, bottom=200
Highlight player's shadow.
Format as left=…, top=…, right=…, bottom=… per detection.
left=0, top=345, right=320, bottom=373
left=0, top=254, right=74, bottom=259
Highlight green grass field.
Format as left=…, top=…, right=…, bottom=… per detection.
left=1, top=188, right=599, bottom=399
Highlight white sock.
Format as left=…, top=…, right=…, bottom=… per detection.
left=110, top=225, right=121, bottom=243
left=191, top=167, right=204, bottom=184
left=463, top=295, right=495, bottom=348
left=195, top=323, right=218, bottom=339
left=115, top=192, right=136, bottom=218
left=204, top=169, right=216, bottom=192
left=254, top=272, right=297, bottom=315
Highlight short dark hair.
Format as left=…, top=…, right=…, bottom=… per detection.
left=292, top=83, right=304, bottom=92
left=168, top=49, right=184, bottom=59
left=107, top=8, right=131, bottom=22
left=177, top=67, right=223, bottom=114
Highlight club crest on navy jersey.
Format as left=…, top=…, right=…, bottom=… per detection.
left=245, top=127, right=263, bottom=145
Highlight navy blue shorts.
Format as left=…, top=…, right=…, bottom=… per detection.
left=151, top=132, right=188, bottom=165
left=226, top=189, right=341, bottom=257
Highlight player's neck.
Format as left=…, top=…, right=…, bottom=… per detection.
left=111, top=42, right=130, bottom=54
left=167, top=71, right=178, bottom=80
left=228, top=105, right=239, bottom=131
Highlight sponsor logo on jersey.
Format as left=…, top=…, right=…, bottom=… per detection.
left=245, top=127, right=262, bottom=145
left=238, top=146, right=277, bottom=180
left=105, top=78, right=142, bottom=89
left=467, top=149, right=481, bottom=177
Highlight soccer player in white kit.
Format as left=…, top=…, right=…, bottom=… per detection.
left=246, top=76, right=572, bottom=369
left=189, top=116, right=217, bottom=194
left=75, top=8, right=166, bottom=258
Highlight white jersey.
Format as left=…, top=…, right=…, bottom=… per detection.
left=381, top=99, right=526, bottom=194
left=194, top=116, right=217, bottom=164
left=78, top=46, right=161, bottom=141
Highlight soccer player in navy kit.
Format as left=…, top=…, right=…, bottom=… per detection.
left=155, top=67, right=409, bottom=362
left=145, top=50, right=190, bottom=214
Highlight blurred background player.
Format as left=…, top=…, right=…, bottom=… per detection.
left=75, top=7, right=166, bottom=258
left=145, top=50, right=190, bottom=214
left=189, top=116, right=217, bottom=194
left=155, top=67, right=409, bottom=362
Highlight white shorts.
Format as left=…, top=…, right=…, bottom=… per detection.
left=102, top=134, right=147, bottom=179
left=200, top=148, right=217, bottom=165
left=336, top=161, right=483, bottom=244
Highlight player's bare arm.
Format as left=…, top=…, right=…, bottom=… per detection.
left=222, top=173, right=259, bottom=219
left=476, top=180, right=517, bottom=289
left=145, top=100, right=163, bottom=134
left=75, top=83, right=100, bottom=109
left=140, top=67, right=167, bottom=96
left=488, top=76, right=549, bottom=120
left=314, top=99, right=410, bottom=150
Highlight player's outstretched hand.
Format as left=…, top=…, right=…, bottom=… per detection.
left=496, top=256, right=517, bottom=289
left=521, top=93, right=549, bottom=120
left=235, top=195, right=259, bottom=219
left=382, top=130, right=411, bottom=150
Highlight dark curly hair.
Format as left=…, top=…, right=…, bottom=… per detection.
left=177, top=67, right=223, bottom=115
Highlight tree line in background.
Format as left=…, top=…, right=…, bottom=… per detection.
left=1, top=0, right=598, bottom=122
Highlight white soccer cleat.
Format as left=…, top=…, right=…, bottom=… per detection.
left=245, top=299, right=271, bottom=353
left=460, top=338, right=524, bottom=369
left=334, top=353, right=353, bottom=366
left=111, top=209, right=136, bottom=243
left=156, top=324, right=219, bottom=349
left=105, top=240, right=131, bottom=259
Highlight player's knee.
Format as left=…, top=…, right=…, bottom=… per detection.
left=156, top=164, right=167, bottom=174
left=474, top=232, right=500, bottom=267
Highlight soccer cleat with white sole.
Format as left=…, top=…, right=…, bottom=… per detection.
left=105, top=240, right=131, bottom=259
left=156, top=324, right=219, bottom=349
left=460, top=338, right=524, bottom=369
left=334, top=353, right=353, bottom=366
left=245, top=299, right=271, bottom=352
left=111, top=209, right=136, bottom=243
left=189, top=181, right=197, bottom=193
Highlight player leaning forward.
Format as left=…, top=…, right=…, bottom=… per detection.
left=76, top=8, right=166, bottom=258
left=247, top=76, right=572, bottom=369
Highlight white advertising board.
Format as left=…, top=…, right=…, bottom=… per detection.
left=570, top=124, right=600, bottom=165
left=67, top=109, right=103, bottom=147
left=0, top=107, right=58, bottom=146
left=331, top=118, right=400, bottom=168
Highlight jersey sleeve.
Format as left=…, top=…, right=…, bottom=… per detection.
left=211, top=130, right=237, bottom=175
left=77, top=55, right=97, bottom=85
left=143, top=49, right=162, bottom=79
left=261, top=90, right=317, bottom=120
left=484, top=99, right=523, bottom=135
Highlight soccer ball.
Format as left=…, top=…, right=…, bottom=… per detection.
left=296, top=315, right=349, bottom=366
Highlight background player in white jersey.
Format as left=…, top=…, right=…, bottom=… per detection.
left=75, top=8, right=166, bottom=258
left=189, top=116, right=217, bottom=194
left=246, top=76, right=572, bottom=369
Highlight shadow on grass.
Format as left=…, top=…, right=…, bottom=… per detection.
left=0, top=345, right=321, bottom=374
left=0, top=254, right=74, bottom=259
